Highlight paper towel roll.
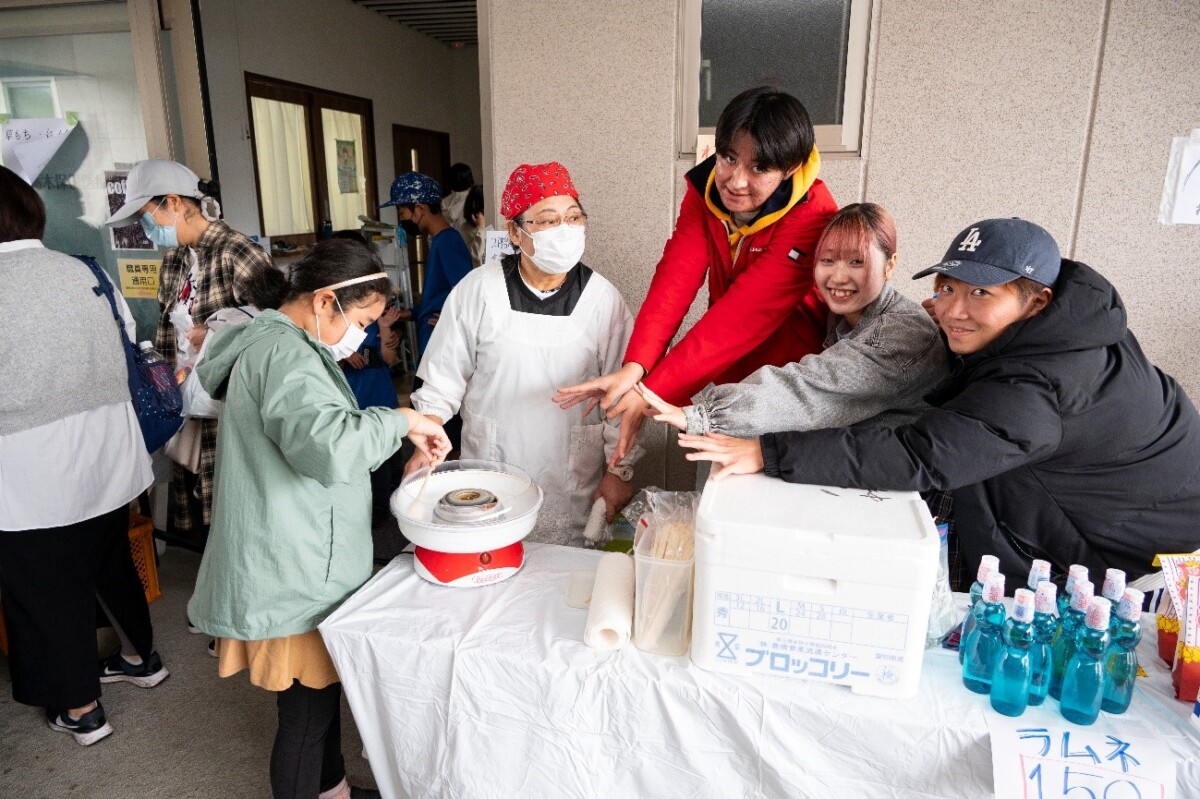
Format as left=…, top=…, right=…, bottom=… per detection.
left=584, top=552, right=634, bottom=650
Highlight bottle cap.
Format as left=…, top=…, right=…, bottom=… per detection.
left=978, top=555, right=1000, bottom=582
left=138, top=340, right=154, bottom=350
left=1070, top=579, right=1094, bottom=612
left=1102, top=568, right=1126, bottom=601
left=1117, top=588, right=1145, bottom=622
left=1066, top=564, right=1088, bottom=595
left=1026, top=559, right=1051, bottom=589
left=983, top=572, right=1006, bottom=603
left=1085, top=596, right=1111, bottom=630
left=1013, top=588, right=1035, bottom=623
left=1034, top=582, right=1058, bottom=614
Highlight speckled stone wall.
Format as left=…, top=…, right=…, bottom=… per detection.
left=1072, top=2, right=1200, bottom=393
left=480, top=0, right=681, bottom=488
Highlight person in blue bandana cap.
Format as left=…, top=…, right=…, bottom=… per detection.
left=379, top=172, right=473, bottom=356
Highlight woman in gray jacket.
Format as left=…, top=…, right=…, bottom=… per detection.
left=640, top=204, right=947, bottom=442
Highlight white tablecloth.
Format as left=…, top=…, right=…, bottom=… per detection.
left=320, top=544, right=1200, bottom=799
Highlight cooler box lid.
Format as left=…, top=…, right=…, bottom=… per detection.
left=696, top=474, right=938, bottom=581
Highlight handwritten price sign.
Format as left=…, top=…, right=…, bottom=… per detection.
left=991, top=722, right=1175, bottom=799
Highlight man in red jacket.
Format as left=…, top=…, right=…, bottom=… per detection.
left=556, top=86, right=837, bottom=464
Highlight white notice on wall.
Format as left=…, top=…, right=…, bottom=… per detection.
left=1159, top=128, right=1200, bottom=225
left=1, top=116, right=77, bottom=184
left=484, top=230, right=516, bottom=265
left=988, top=717, right=1176, bottom=799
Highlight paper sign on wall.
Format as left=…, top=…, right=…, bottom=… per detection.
left=484, top=230, right=516, bottom=265
left=1159, top=128, right=1200, bottom=226
left=1, top=115, right=77, bottom=184
left=117, top=258, right=161, bottom=299
left=989, top=718, right=1176, bottom=799
left=696, top=134, right=715, bottom=165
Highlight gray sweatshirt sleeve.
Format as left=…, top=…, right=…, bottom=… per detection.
left=685, top=293, right=947, bottom=437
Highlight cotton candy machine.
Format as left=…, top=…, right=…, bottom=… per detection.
left=391, top=459, right=543, bottom=587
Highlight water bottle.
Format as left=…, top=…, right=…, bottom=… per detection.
left=1058, top=564, right=1089, bottom=617
left=1026, top=559, right=1051, bottom=591
left=1049, top=578, right=1093, bottom=700
left=991, top=588, right=1036, bottom=717
left=962, top=573, right=1006, bottom=694
left=960, top=555, right=1000, bottom=664
left=1060, top=597, right=1112, bottom=726
left=1101, top=587, right=1145, bottom=714
left=1029, top=581, right=1058, bottom=707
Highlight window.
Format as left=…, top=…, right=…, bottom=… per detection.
left=0, top=78, right=62, bottom=118
left=246, top=74, right=376, bottom=242
left=677, top=0, right=871, bottom=156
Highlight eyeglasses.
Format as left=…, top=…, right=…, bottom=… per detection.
left=519, top=210, right=587, bottom=232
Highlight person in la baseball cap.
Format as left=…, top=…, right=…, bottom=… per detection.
left=912, top=217, right=1059, bottom=356
left=678, top=213, right=1200, bottom=596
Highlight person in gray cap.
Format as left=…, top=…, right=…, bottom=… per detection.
left=104, top=159, right=272, bottom=548
left=678, top=217, right=1200, bottom=588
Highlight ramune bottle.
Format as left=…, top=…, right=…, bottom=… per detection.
left=1026, top=559, right=1051, bottom=591
left=962, top=573, right=1006, bottom=694
left=991, top=588, right=1036, bottom=717
left=1028, top=581, right=1058, bottom=706
left=1060, top=596, right=1112, bottom=726
left=960, top=555, right=1000, bottom=664
left=1049, top=578, right=1093, bottom=700
left=1101, top=587, right=1145, bottom=715
left=1101, top=568, right=1126, bottom=632
left=1058, top=564, right=1089, bottom=617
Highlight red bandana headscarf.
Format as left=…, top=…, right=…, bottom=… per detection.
left=499, top=162, right=579, bottom=220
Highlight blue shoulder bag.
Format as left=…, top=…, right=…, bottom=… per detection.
left=77, top=255, right=184, bottom=452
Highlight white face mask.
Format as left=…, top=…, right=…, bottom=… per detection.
left=316, top=295, right=368, bottom=361
left=519, top=224, right=586, bottom=275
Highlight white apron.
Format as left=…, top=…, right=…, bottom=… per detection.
left=415, top=264, right=632, bottom=545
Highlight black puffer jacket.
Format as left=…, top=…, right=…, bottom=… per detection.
left=761, top=260, right=1200, bottom=585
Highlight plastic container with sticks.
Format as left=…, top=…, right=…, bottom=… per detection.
left=632, top=497, right=697, bottom=657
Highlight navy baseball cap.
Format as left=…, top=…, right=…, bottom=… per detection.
left=379, top=172, right=442, bottom=209
left=913, top=218, right=1061, bottom=288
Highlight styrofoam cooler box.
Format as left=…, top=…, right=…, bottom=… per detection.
left=691, top=473, right=939, bottom=699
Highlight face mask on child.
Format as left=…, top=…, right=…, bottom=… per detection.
left=312, top=272, right=388, bottom=360
left=141, top=200, right=179, bottom=248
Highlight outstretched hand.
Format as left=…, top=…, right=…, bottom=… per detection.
left=635, top=382, right=686, bottom=432
left=553, top=362, right=645, bottom=418
left=676, top=432, right=764, bottom=480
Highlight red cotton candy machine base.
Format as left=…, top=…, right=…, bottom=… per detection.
left=413, top=541, right=525, bottom=587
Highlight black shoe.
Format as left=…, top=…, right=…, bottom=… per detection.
left=99, top=652, right=170, bottom=688
left=46, top=702, right=114, bottom=746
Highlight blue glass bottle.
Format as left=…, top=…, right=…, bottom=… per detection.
left=1058, top=564, right=1089, bottom=617
left=962, top=573, right=1006, bottom=694
left=1102, top=588, right=1145, bottom=714
left=991, top=588, right=1036, bottom=716
left=1060, top=597, right=1112, bottom=726
left=1049, top=579, right=1093, bottom=700
left=960, top=555, right=1000, bottom=665
left=1026, top=559, right=1051, bottom=591
left=1028, top=581, right=1058, bottom=707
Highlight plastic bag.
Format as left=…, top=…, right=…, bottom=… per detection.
left=632, top=489, right=699, bottom=656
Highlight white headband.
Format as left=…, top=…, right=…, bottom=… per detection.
left=318, top=272, right=389, bottom=292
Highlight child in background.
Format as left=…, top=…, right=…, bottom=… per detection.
left=188, top=239, right=449, bottom=799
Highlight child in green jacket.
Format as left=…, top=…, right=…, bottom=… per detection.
left=189, top=239, right=449, bottom=799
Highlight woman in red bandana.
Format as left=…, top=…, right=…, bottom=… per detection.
left=556, top=86, right=837, bottom=463
left=408, top=162, right=641, bottom=542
